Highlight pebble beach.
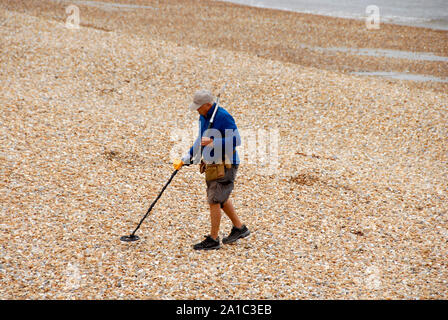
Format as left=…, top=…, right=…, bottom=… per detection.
left=0, top=0, right=447, bottom=299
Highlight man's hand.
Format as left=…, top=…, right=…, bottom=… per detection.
left=201, top=137, right=214, bottom=147
left=173, top=159, right=184, bottom=171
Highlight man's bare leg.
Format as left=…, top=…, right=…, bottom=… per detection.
left=222, top=199, right=243, bottom=228
left=209, top=203, right=222, bottom=240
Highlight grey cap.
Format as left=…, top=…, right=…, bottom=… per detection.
left=189, top=89, right=215, bottom=111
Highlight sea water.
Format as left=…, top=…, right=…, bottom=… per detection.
left=222, top=0, right=448, bottom=30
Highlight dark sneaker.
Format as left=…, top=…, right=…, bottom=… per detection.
left=222, top=225, right=250, bottom=244
left=193, top=235, right=221, bottom=250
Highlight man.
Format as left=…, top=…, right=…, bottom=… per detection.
left=173, top=89, right=250, bottom=250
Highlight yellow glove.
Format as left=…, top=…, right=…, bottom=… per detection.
left=173, top=159, right=184, bottom=171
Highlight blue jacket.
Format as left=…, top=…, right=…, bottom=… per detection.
left=187, top=103, right=241, bottom=164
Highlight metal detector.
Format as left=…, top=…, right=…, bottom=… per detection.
left=120, top=84, right=227, bottom=242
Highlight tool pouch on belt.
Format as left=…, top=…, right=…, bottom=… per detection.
left=204, top=163, right=225, bottom=182
left=200, top=152, right=233, bottom=181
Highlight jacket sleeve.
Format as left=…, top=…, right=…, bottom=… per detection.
left=185, top=118, right=203, bottom=164
left=186, top=135, right=201, bottom=163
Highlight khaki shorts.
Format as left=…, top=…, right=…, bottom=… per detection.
left=206, top=165, right=239, bottom=206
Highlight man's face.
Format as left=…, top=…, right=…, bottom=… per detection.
left=197, top=103, right=212, bottom=116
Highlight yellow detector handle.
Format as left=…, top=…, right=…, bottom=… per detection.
left=173, top=159, right=184, bottom=171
